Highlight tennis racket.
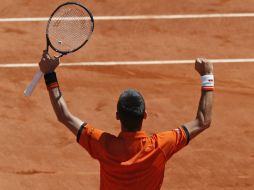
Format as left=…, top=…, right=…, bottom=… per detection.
left=24, top=2, right=94, bottom=96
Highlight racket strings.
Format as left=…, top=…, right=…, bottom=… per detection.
left=48, top=4, right=93, bottom=52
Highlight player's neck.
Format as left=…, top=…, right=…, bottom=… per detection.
left=121, top=125, right=142, bottom=132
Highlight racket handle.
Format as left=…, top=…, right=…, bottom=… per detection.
left=24, top=70, right=43, bottom=96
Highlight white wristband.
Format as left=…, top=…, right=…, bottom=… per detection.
left=201, top=75, right=214, bottom=87
left=201, top=75, right=214, bottom=91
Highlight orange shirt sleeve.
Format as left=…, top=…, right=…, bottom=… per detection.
left=76, top=123, right=109, bottom=160
left=156, top=126, right=190, bottom=160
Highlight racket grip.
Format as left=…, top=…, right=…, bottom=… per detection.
left=24, top=70, right=43, bottom=96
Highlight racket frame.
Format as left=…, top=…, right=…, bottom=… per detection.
left=45, top=1, right=94, bottom=56
left=24, top=2, right=94, bottom=96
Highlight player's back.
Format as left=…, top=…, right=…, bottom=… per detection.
left=98, top=131, right=166, bottom=190
left=77, top=124, right=189, bottom=190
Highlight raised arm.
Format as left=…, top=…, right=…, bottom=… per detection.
left=39, top=51, right=84, bottom=136
left=183, top=58, right=214, bottom=140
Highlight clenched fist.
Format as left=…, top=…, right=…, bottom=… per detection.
left=195, top=58, right=213, bottom=76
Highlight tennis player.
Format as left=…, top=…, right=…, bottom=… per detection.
left=39, top=51, right=214, bottom=189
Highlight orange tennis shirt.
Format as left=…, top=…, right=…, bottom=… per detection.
left=77, top=124, right=190, bottom=190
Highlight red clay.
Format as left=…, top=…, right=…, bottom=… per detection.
left=0, top=1, right=253, bottom=190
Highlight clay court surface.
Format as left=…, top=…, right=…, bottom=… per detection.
left=0, top=0, right=254, bottom=189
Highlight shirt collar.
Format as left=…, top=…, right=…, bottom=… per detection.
left=118, top=131, right=147, bottom=139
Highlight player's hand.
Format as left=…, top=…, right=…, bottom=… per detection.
left=195, top=58, right=213, bottom=76
left=39, top=50, right=60, bottom=74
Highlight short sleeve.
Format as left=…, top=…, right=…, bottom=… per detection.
left=76, top=123, right=106, bottom=160
left=156, top=126, right=190, bottom=160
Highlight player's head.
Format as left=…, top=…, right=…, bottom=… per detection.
left=116, top=89, right=146, bottom=132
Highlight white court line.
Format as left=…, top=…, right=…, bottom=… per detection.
left=0, top=59, right=253, bottom=68
left=1, top=13, right=254, bottom=22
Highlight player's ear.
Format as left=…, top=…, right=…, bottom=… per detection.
left=116, top=112, right=120, bottom=120
left=143, top=111, right=147, bottom=119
